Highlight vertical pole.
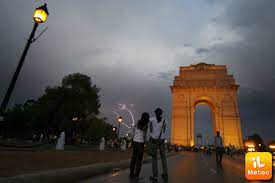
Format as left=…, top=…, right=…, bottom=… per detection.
left=0, top=22, right=39, bottom=114
left=117, top=122, right=121, bottom=139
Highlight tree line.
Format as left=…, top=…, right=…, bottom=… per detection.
left=4, top=73, right=116, bottom=141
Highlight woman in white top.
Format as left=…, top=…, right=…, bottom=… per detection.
left=130, top=112, right=149, bottom=179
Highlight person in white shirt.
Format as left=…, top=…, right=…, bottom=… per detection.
left=120, top=139, right=126, bottom=151
left=56, top=131, right=65, bottom=150
left=214, top=131, right=224, bottom=164
left=99, top=137, right=105, bottom=151
left=130, top=112, right=149, bottom=179
left=149, top=108, right=168, bottom=181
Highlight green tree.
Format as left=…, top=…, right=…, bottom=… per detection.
left=5, top=99, right=37, bottom=138
left=4, top=73, right=105, bottom=140
left=84, top=117, right=117, bottom=141
left=62, top=73, right=101, bottom=115
left=35, top=73, right=101, bottom=134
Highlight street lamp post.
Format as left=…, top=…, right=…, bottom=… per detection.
left=0, top=4, right=49, bottom=114
left=117, top=116, right=122, bottom=138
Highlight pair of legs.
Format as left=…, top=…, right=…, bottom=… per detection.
left=130, top=141, right=144, bottom=178
left=151, top=139, right=168, bottom=179
left=215, top=147, right=223, bottom=164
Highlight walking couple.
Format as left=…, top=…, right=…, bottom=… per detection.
left=130, top=108, right=168, bottom=181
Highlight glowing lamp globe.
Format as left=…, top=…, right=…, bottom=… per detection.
left=33, top=3, right=49, bottom=23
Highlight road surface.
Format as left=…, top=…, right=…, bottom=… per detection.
left=80, top=152, right=275, bottom=183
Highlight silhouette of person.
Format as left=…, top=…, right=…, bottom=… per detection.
left=214, top=131, right=224, bottom=164
left=130, top=112, right=149, bottom=179
left=149, top=108, right=168, bottom=181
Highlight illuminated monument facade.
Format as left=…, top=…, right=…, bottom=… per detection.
left=170, top=63, right=243, bottom=148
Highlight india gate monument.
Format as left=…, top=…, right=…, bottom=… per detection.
left=170, top=63, right=243, bottom=148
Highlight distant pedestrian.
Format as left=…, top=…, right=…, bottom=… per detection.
left=53, top=135, right=57, bottom=144
left=149, top=108, right=168, bottom=181
left=228, top=143, right=233, bottom=156
left=39, top=133, right=44, bottom=143
left=121, top=139, right=127, bottom=151
left=111, top=140, right=114, bottom=148
left=56, top=131, right=65, bottom=150
left=207, top=145, right=212, bottom=155
left=32, top=134, right=37, bottom=142
left=128, top=141, right=132, bottom=148
left=214, top=131, right=224, bottom=165
left=231, top=145, right=236, bottom=159
left=130, top=112, right=150, bottom=179
left=99, top=137, right=105, bottom=151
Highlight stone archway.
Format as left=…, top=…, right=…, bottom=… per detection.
left=170, top=63, right=243, bottom=148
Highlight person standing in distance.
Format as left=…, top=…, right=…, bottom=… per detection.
left=214, top=131, right=224, bottom=165
left=149, top=108, right=168, bottom=181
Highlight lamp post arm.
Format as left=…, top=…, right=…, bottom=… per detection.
left=32, top=26, right=48, bottom=43
left=0, top=22, right=39, bottom=114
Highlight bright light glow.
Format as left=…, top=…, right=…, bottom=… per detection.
left=33, top=7, right=48, bottom=23
left=112, top=127, right=116, bottom=131
left=112, top=111, right=131, bottom=128
left=248, top=147, right=255, bottom=152
left=72, top=117, right=78, bottom=122
left=269, top=145, right=275, bottom=149
left=246, top=144, right=255, bottom=148
left=118, top=104, right=135, bottom=126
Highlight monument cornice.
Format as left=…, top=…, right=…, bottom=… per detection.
left=170, top=85, right=239, bottom=93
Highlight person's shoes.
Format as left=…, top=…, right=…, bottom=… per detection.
left=161, top=174, right=168, bottom=181
left=129, top=174, right=135, bottom=179
left=149, top=176, right=158, bottom=181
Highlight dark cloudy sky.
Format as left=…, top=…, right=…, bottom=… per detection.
left=0, top=0, right=274, bottom=143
